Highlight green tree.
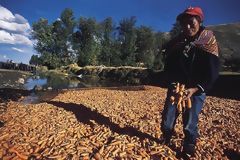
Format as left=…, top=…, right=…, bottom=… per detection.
left=153, top=32, right=167, bottom=70
left=31, top=8, right=171, bottom=69
left=135, top=26, right=155, bottom=68
left=59, top=8, right=76, bottom=65
left=52, top=20, right=65, bottom=61
left=73, top=17, right=101, bottom=66
left=170, top=22, right=182, bottom=39
left=110, top=40, right=122, bottom=66
left=40, top=51, right=61, bottom=69
left=32, top=9, right=76, bottom=68
left=98, top=17, right=114, bottom=66
left=29, top=55, right=41, bottom=65
left=118, top=16, right=137, bottom=65
left=32, top=18, right=59, bottom=68
left=32, top=18, right=52, bottom=54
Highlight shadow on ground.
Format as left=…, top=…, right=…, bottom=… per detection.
left=47, top=101, right=160, bottom=142
left=207, top=75, right=240, bottom=100
left=224, top=148, right=240, bottom=160
left=0, top=88, right=30, bottom=102
left=47, top=101, right=193, bottom=159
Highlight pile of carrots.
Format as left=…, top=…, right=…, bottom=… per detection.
left=170, top=83, right=192, bottom=112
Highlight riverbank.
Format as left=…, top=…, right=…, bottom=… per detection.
left=0, top=86, right=239, bottom=159
left=40, top=65, right=240, bottom=100
left=0, top=69, right=32, bottom=89
left=0, top=69, right=33, bottom=115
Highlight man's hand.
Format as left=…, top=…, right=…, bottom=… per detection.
left=184, top=87, right=199, bottom=100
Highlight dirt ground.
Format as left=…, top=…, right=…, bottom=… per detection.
left=0, top=86, right=239, bottom=159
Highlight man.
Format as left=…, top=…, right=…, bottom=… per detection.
left=161, top=7, right=219, bottom=156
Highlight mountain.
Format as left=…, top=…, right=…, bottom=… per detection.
left=206, top=23, right=240, bottom=71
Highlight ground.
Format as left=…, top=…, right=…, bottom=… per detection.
left=0, top=86, right=239, bottom=159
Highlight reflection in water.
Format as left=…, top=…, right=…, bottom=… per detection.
left=24, top=78, right=47, bottom=90
left=23, top=74, right=129, bottom=91
left=21, top=74, right=135, bottom=104
left=21, top=92, right=39, bottom=104
left=46, top=75, right=69, bottom=89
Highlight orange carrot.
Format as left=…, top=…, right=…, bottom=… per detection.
left=187, top=98, right=192, bottom=109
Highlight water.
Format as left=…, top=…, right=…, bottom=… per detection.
left=24, top=77, right=47, bottom=90
left=1, top=70, right=132, bottom=104
left=23, top=74, right=129, bottom=91
left=1, top=69, right=136, bottom=91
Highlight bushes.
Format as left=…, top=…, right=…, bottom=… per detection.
left=75, top=66, right=151, bottom=84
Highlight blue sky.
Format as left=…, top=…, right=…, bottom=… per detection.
left=0, top=0, right=240, bottom=64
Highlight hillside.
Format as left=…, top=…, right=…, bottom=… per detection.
left=207, top=23, right=240, bottom=71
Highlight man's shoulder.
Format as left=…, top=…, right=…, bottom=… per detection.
left=200, top=28, right=216, bottom=37
left=195, top=28, right=219, bottom=57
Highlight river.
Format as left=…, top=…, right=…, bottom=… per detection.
left=0, top=69, right=133, bottom=105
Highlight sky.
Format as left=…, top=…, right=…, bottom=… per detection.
left=0, top=0, right=240, bottom=64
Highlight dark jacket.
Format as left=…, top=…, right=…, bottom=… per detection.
left=164, top=27, right=219, bottom=93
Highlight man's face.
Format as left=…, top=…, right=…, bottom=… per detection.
left=180, top=16, right=200, bottom=37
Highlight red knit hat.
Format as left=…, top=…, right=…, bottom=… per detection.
left=177, top=7, right=204, bottom=22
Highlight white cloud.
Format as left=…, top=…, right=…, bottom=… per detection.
left=0, top=30, right=33, bottom=46
left=14, top=14, right=28, bottom=24
left=0, top=6, right=15, bottom=21
left=0, top=19, right=31, bottom=33
left=12, top=47, right=24, bottom=53
left=0, top=5, right=32, bottom=46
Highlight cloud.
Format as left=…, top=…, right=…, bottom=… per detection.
left=0, top=5, right=14, bottom=21
left=0, top=5, right=32, bottom=46
left=12, top=47, right=24, bottom=53
left=0, top=19, right=31, bottom=34
left=0, top=30, right=33, bottom=46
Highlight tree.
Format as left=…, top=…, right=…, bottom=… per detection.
left=153, top=32, right=167, bottom=70
left=98, top=17, right=114, bottom=66
left=110, top=40, right=122, bottom=66
left=74, top=17, right=101, bottom=66
left=32, top=18, right=58, bottom=68
left=170, top=22, right=182, bottom=39
left=61, top=8, right=75, bottom=34
left=31, top=8, right=170, bottom=69
left=135, top=26, right=155, bottom=68
left=52, top=20, right=65, bottom=61
left=29, top=55, right=41, bottom=66
left=59, top=8, right=76, bottom=65
left=40, top=51, right=61, bottom=69
left=32, top=18, right=53, bottom=54
left=118, top=16, right=137, bottom=65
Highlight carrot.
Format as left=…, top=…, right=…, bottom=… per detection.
left=94, top=153, right=101, bottom=160
left=177, top=102, right=182, bottom=112
left=187, top=98, right=192, bottom=109
left=177, top=97, right=183, bottom=106
left=9, top=147, right=28, bottom=160
left=182, top=99, right=186, bottom=108
left=175, top=83, right=180, bottom=93
left=180, top=84, right=185, bottom=91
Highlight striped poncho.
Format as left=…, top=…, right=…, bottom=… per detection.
left=193, top=29, right=219, bottom=57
